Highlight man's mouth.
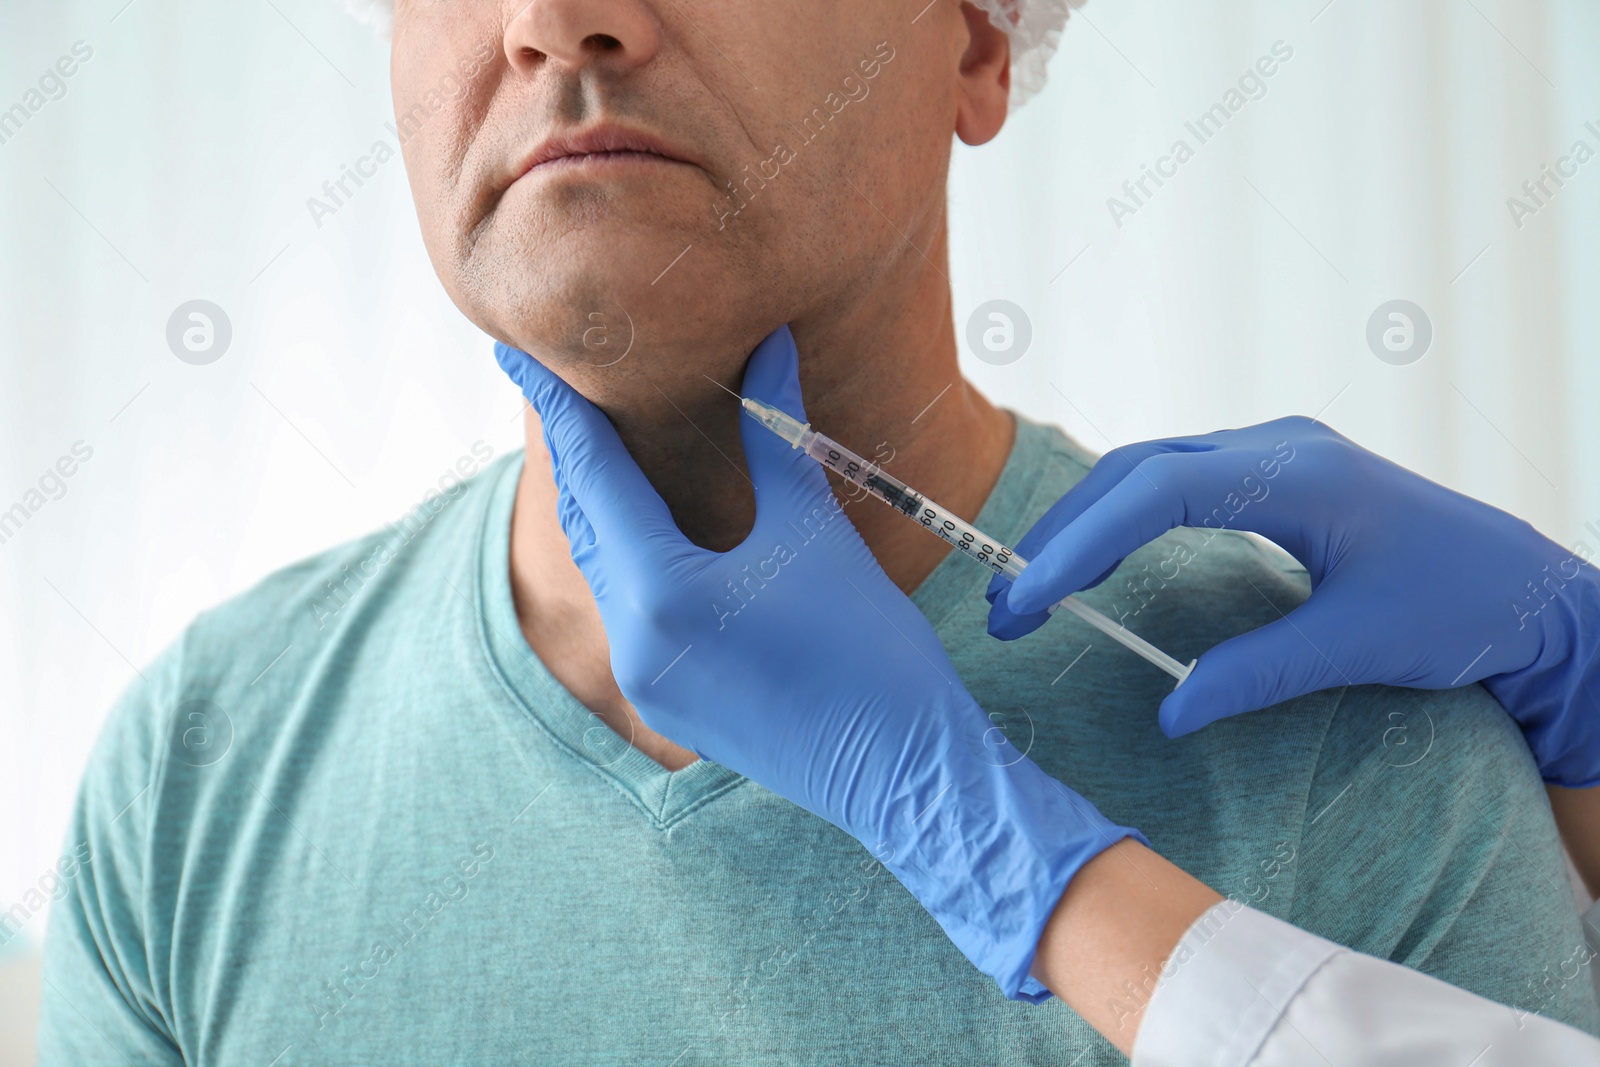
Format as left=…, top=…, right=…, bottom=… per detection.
left=508, top=123, right=699, bottom=184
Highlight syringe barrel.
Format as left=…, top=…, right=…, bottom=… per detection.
left=801, top=433, right=923, bottom=516
left=913, top=504, right=1022, bottom=580
left=798, top=433, right=1020, bottom=580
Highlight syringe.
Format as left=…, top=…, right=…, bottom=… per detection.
left=742, top=396, right=1195, bottom=686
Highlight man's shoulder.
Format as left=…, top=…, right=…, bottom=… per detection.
left=182, top=447, right=520, bottom=658
left=87, top=448, right=522, bottom=764
left=1116, top=518, right=1536, bottom=793
left=1292, top=677, right=1598, bottom=1029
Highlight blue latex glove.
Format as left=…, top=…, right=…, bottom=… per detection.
left=985, top=416, right=1600, bottom=788
left=495, top=325, right=1146, bottom=1001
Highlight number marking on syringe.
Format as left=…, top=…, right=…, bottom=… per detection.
left=916, top=506, right=1012, bottom=575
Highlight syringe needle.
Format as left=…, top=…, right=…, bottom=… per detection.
left=703, top=374, right=743, bottom=400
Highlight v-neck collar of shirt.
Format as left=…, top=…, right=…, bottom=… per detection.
left=471, top=413, right=1054, bottom=829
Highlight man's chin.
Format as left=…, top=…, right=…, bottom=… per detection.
left=475, top=254, right=762, bottom=371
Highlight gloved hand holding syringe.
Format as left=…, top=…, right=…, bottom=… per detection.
left=738, top=394, right=1196, bottom=686
left=503, top=318, right=1600, bottom=1060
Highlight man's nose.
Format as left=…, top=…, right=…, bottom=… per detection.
left=502, top=0, right=662, bottom=77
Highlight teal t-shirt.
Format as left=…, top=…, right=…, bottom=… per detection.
left=39, top=417, right=1600, bottom=1064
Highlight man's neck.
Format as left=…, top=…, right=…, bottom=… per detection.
left=505, top=228, right=1014, bottom=768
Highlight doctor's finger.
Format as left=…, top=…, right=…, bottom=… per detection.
left=1003, top=449, right=1256, bottom=616
left=496, top=342, right=685, bottom=552
left=984, top=436, right=1225, bottom=608
left=738, top=325, right=837, bottom=525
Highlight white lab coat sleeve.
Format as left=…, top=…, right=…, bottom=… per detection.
left=1132, top=899, right=1600, bottom=1067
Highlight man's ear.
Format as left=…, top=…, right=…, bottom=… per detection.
left=955, top=1, right=1010, bottom=146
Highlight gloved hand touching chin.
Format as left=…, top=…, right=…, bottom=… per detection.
left=495, top=324, right=1146, bottom=1002
left=985, top=417, right=1600, bottom=789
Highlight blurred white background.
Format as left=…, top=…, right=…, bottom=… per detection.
left=2, top=0, right=1597, bottom=1060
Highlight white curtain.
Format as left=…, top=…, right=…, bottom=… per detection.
left=2, top=0, right=1596, bottom=1047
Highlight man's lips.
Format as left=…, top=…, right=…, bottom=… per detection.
left=506, top=123, right=698, bottom=186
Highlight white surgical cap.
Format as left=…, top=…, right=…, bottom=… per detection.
left=337, top=0, right=1079, bottom=107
